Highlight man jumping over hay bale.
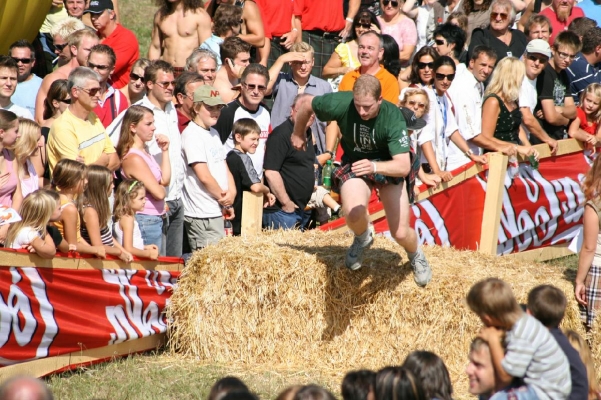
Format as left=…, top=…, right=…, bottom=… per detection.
left=290, top=74, right=432, bottom=287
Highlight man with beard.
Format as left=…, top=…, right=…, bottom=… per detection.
left=267, top=42, right=333, bottom=164
left=338, top=31, right=400, bottom=104
left=540, top=0, right=584, bottom=45
left=148, top=0, right=212, bottom=77
left=214, top=64, right=271, bottom=178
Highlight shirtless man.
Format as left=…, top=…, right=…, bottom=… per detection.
left=213, top=36, right=252, bottom=103
left=148, top=0, right=212, bottom=76
left=35, top=28, right=99, bottom=123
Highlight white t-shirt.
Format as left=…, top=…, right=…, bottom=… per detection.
left=2, top=102, right=33, bottom=119
left=519, top=77, right=538, bottom=138
left=181, top=122, right=229, bottom=219
left=9, top=226, right=39, bottom=249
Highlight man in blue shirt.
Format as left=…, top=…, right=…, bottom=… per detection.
left=567, top=27, right=601, bottom=103
left=9, top=40, right=42, bottom=117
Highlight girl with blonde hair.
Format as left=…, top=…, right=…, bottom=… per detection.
left=480, top=57, right=538, bottom=158
left=5, top=190, right=58, bottom=258
left=13, top=118, right=44, bottom=196
left=565, top=330, right=601, bottom=400
left=568, top=83, right=601, bottom=151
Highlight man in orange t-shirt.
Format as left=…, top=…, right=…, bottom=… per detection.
left=338, top=31, right=400, bottom=105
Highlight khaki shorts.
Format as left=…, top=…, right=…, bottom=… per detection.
left=184, top=216, right=224, bottom=251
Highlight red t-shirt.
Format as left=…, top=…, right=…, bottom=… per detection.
left=294, top=0, right=345, bottom=32
left=577, top=106, right=599, bottom=136
left=102, top=24, right=140, bottom=90
left=252, top=0, right=272, bottom=39
left=266, top=0, right=294, bottom=37
left=540, top=6, right=584, bottom=45
left=94, top=87, right=129, bottom=128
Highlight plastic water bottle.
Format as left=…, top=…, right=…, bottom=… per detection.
left=322, top=160, right=333, bottom=190
left=224, top=219, right=233, bottom=237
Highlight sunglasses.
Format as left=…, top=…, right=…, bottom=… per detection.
left=242, top=83, right=267, bottom=91
left=434, top=39, right=446, bottom=46
left=435, top=73, right=455, bottom=81
left=88, top=62, right=111, bottom=71
left=59, top=98, right=71, bottom=104
left=54, top=43, right=67, bottom=52
left=490, top=12, right=508, bottom=20
left=382, top=0, right=399, bottom=6
left=11, top=57, right=33, bottom=64
left=156, top=80, right=176, bottom=88
left=77, top=86, right=101, bottom=96
left=526, top=53, right=549, bottom=63
left=407, top=100, right=426, bottom=109
left=355, top=23, right=372, bottom=29
left=417, top=61, right=434, bottom=69
left=130, top=72, right=145, bottom=83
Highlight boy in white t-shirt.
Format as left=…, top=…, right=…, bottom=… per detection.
left=181, top=85, right=236, bottom=251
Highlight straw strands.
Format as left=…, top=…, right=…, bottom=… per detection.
left=167, top=229, right=589, bottom=398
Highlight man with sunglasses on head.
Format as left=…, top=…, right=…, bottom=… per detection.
left=108, top=60, right=186, bottom=258
left=84, top=0, right=139, bottom=91
left=214, top=64, right=271, bottom=178
left=47, top=66, right=118, bottom=172
left=87, top=44, right=128, bottom=128
left=0, top=57, right=33, bottom=119
left=534, top=31, right=580, bottom=147
left=9, top=40, right=43, bottom=118
left=35, top=28, right=100, bottom=123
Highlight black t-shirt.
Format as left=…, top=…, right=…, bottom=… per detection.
left=534, top=64, right=570, bottom=143
left=467, top=28, right=527, bottom=65
left=263, top=119, right=315, bottom=212
left=549, top=329, right=589, bottom=400
left=226, top=149, right=261, bottom=236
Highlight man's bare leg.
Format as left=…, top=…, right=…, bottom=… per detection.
left=379, top=181, right=432, bottom=286
left=340, top=178, right=373, bottom=270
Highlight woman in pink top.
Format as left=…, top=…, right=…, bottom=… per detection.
left=0, top=110, right=23, bottom=244
left=378, top=0, right=418, bottom=66
left=116, top=105, right=171, bottom=251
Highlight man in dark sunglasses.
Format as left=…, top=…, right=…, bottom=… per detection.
left=8, top=40, right=42, bottom=118
left=290, top=75, right=433, bottom=287
left=84, top=0, right=139, bottom=90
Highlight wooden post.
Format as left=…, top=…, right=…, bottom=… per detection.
left=479, top=152, right=509, bottom=256
left=241, top=192, right=264, bottom=235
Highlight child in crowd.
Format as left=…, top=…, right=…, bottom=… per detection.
left=5, top=190, right=58, bottom=259
left=467, top=278, right=571, bottom=399
left=565, top=330, right=601, bottom=400
left=113, top=179, right=159, bottom=260
left=14, top=118, right=43, bottom=197
left=79, top=165, right=133, bottom=263
left=225, top=118, right=275, bottom=236
left=527, top=285, right=589, bottom=400
left=341, top=370, right=375, bottom=400
left=568, top=83, right=601, bottom=152
left=402, top=351, right=453, bottom=400
left=52, top=159, right=105, bottom=258
left=375, top=366, right=425, bottom=400
left=42, top=188, right=73, bottom=253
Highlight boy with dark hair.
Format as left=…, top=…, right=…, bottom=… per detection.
left=225, top=118, right=275, bottom=236
left=527, top=285, right=589, bottom=400
left=341, top=370, right=376, bottom=400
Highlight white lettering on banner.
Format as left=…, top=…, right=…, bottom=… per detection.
left=412, top=200, right=451, bottom=246
left=497, top=166, right=584, bottom=255
left=0, top=267, right=58, bottom=364
left=104, top=269, right=173, bottom=345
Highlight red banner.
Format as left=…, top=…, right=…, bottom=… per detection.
left=0, top=264, right=179, bottom=366
left=323, top=151, right=590, bottom=255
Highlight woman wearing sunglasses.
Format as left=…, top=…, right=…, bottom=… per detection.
left=480, top=57, right=538, bottom=158
left=378, top=0, right=417, bottom=66
left=322, top=9, right=380, bottom=91
left=420, top=56, right=487, bottom=182
left=120, top=58, right=150, bottom=106
left=467, top=0, right=527, bottom=64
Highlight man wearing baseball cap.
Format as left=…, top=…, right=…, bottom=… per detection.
left=84, top=0, right=139, bottom=90
left=518, top=39, right=558, bottom=152
left=181, top=85, right=234, bottom=251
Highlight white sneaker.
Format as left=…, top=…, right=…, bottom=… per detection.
left=345, top=231, right=373, bottom=271
left=410, top=248, right=432, bottom=287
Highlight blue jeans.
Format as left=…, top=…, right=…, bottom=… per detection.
left=262, top=209, right=311, bottom=231
left=135, top=214, right=163, bottom=251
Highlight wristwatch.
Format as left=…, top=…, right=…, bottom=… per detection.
left=325, top=150, right=335, bottom=159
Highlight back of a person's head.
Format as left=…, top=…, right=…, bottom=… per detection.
left=208, top=376, right=250, bottom=400
left=527, top=284, right=566, bottom=328
left=568, top=17, right=597, bottom=40
left=341, top=370, right=376, bottom=400
left=0, top=376, right=54, bottom=400
left=294, top=385, right=336, bottom=400
left=276, top=385, right=303, bottom=400
left=375, top=366, right=427, bottom=400
left=402, top=351, right=453, bottom=400
left=381, top=35, right=401, bottom=78
left=466, top=277, right=523, bottom=329
left=220, top=391, right=258, bottom=400
left=582, top=27, right=601, bottom=55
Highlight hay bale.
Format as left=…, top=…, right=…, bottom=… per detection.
left=167, top=230, right=588, bottom=399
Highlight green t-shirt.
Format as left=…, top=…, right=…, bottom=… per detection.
left=312, top=91, right=410, bottom=163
